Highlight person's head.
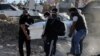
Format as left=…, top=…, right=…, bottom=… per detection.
left=23, top=9, right=29, bottom=15
left=51, top=8, right=58, bottom=17
left=44, top=12, right=50, bottom=18
left=68, top=8, right=78, bottom=15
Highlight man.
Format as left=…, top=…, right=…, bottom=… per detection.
left=19, top=9, right=33, bottom=56
left=42, top=8, right=65, bottom=56
left=67, top=8, right=88, bottom=56
left=42, top=12, right=50, bottom=56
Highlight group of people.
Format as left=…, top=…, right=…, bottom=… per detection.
left=18, top=7, right=88, bottom=56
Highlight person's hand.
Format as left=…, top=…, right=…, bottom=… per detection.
left=26, top=35, right=30, bottom=40
left=41, top=34, right=45, bottom=38
left=41, top=34, right=46, bottom=41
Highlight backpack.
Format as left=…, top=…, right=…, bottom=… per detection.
left=50, top=17, right=65, bottom=36
left=43, top=17, right=65, bottom=36
left=55, top=20, right=65, bottom=36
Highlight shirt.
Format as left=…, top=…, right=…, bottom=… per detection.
left=72, top=15, right=87, bottom=31
left=19, top=14, right=34, bottom=35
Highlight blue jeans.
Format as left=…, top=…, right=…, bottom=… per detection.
left=70, top=29, right=87, bottom=55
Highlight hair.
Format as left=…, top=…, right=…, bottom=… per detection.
left=23, top=9, right=28, bottom=14
left=69, top=8, right=80, bottom=17
left=69, top=8, right=78, bottom=13
left=44, top=12, right=50, bottom=16
left=52, top=8, right=58, bottom=13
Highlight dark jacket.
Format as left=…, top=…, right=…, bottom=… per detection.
left=43, top=17, right=65, bottom=40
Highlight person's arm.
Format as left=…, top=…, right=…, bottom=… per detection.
left=29, top=17, right=34, bottom=25
left=19, top=15, right=30, bottom=40
left=42, top=19, right=49, bottom=37
left=41, top=19, right=50, bottom=42
left=41, top=22, right=47, bottom=41
left=68, top=16, right=78, bottom=37
left=20, top=24, right=30, bottom=40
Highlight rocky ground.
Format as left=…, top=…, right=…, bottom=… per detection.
left=0, top=20, right=79, bottom=56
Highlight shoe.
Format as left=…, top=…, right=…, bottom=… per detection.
left=75, top=54, right=80, bottom=56
left=52, top=55, right=55, bottom=56
left=67, top=52, right=75, bottom=56
left=67, top=52, right=71, bottom=55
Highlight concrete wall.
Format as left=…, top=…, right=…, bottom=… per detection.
left=82, top=8, right=100, bottom=56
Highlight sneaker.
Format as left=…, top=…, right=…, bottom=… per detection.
left=52, top=54, right=55, bottom=56
left=67, top=52, right=75, bottom=56
left=75, top=54, right=80, bottom=56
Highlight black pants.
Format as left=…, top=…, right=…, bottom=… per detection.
left=18, top=35, right=31, bottom=56
left=44, top=37, right=57, bottom=56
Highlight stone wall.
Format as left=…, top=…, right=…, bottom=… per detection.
left=0, top=20, right=19, bottom=45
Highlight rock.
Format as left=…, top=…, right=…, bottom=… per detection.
left=0, top=14, right=8, bottom=20
left=0, top=45, right=3, bottom=49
